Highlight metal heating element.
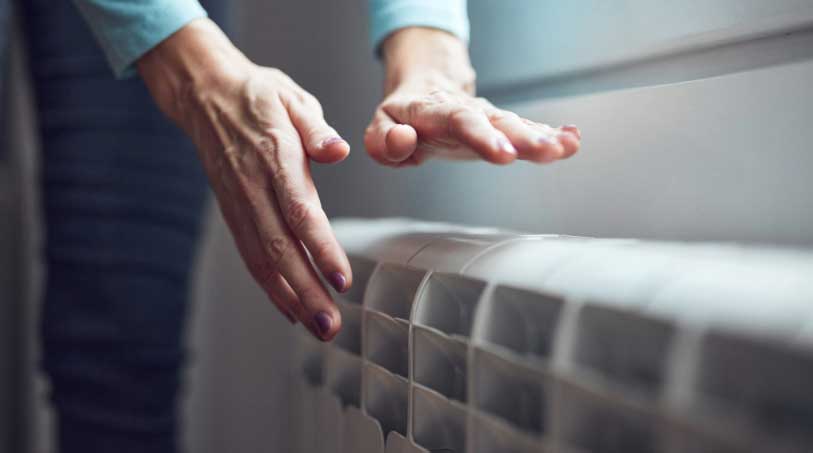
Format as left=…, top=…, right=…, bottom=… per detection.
left=290, top=219, right=813, bottom=453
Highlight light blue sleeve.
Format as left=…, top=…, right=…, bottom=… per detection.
left=72, top=0, right=208, bottom=78
left=368, top=0, right=469, bottom=54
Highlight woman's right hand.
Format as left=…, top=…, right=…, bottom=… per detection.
left=137, top=18, right=350, bottom=341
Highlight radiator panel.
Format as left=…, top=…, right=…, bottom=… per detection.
left=291, top=219, right=813, bottom=453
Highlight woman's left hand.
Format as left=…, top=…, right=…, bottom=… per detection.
left=365, top=27, right=580, bottom=167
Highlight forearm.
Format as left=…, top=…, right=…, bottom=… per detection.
left=381, top=27, right=475, bottom=95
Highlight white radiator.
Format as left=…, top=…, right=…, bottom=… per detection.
left=290, top=219, right=813, bottom=453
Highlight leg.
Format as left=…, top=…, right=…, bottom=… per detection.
left=19, top=1, right=229, bottom=452
left=0, top=0, right=7, bottom=129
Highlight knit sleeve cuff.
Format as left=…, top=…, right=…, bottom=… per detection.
left=368, top=0, right=469, bottom=55
left=73, top=0, right=208, bottom=78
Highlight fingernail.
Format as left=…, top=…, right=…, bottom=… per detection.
left=557, top=131, right=579, bottom=143
left=322, top=137, right=345, bottom=148
left=538, top=136, right=555, bottom=146
left=314, top=312, right=333, bottom=336
left=497, top=137, right=516, bottom=155
left=561, top=125, right=581, bottom=139
left=328, top=272, right=346, bottom=292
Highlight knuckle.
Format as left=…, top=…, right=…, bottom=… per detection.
left=265, top=67, right=285, bottom=80
left=379, top=97, right=398, bottom=113
left=265, top=235, right=291, bottom=268
left=281, top=89, right=315, bottom=112
left=406, top=99, right=423, bottom=120
left=286, top=198, right=316, bottom=232
left=406, top=94, right=439, bottom=119
left=448, top=107, right=473, bottom=129
left=291, top=90, right=308, bottom=104
left=243, top=86, right=279, bottom=128
left=303, top=92, right=322, bottom=109
left=489, top=109, right=519, bottom=123
left=253, top=261, right=277, bottom=288
left=303, top=102, right=325, bottom=119
left=426, top=89, right=449, bottom=102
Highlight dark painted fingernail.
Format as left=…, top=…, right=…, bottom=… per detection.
left=314, top=312, right=333, bottom=336
left=322, top=137, right=345, bottom=148
left=496, top=137, right=516, bottom=155
left=328, top=271, right=347, bottom=292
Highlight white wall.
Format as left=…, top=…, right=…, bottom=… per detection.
left=469, top=0, right=813, bottom=86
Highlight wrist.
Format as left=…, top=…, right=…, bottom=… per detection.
left=381, top=27, right=475, bottom=95
left=137, top=18, right=254, bottom=119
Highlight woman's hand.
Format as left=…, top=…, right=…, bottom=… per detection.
left=138, top=19, right=350, bottom=341
left=365, top=27, right=581, bottom=166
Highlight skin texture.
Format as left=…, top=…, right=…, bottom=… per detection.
left=138, top=19, right=349, bottom=341
left=137, top=19, right=581, bottom=341
left=366, top=27, right=581, bottom=166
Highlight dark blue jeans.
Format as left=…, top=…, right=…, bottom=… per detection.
left=14, top=1, right=228, bottom=451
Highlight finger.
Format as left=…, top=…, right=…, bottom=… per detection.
left=263, top=132, right=352, bottom=294
left=561, top=124, right=581, bottom=140
left=286, top=96, right=350, bottom=164
left=446, top=108, right=517, bottom=164
left=197, top=79, right=341, bottom=340
left=557, top=126, right=581, bottom=158
left=263, top=272, right=304, bottom=326
left=255, top=208, right=343, bottom=341
left=252, top=206, right=340, bottom=340
left=268, top=97, right=354, bottom=287
left=386, top=124, right=419, bottom=162
left=364, top=109, right=417, bottom=165
left=384, top=99, right=517, bottom=164
left=486, top=109, right=564, bottom=163
left=255, top=98, right=353, bottom=293
left=228, top=171, right=342, bottom=340
left=528, top=122, right=581, bottom=160
left=400, top=148, right=429, bottom=166
left=213, top=181, right=300, bottom=324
